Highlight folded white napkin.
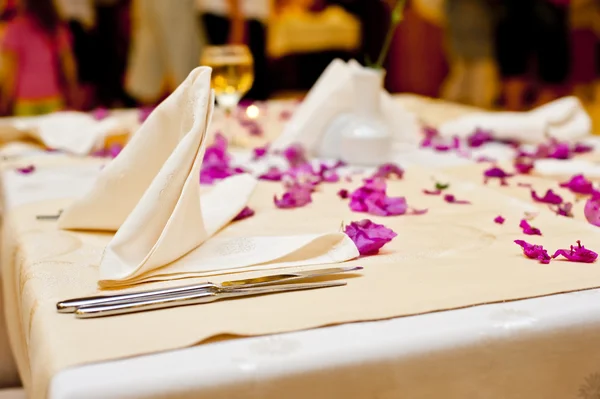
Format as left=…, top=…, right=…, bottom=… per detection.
left=58, top=67, right=358, bottom=287
left=438, top=96, right=592, bottom=144
left=0, top=111, right=139, bottom=155
left=272, top=59, right=421, bottom=154
left=534, top=158, right=600, bottom=178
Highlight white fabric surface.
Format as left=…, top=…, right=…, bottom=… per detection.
left=2, top=143, right=600, bottom=397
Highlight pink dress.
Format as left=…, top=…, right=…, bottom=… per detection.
left=2, top=16, right=71, bottom=102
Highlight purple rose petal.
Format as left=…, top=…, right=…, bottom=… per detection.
left=252, top=145, right=269, bottom=160
left=484, top=166, right=513, bottom=186
left=531, top=189, right=563, bottom=205
left=349, top=178, right=412, bottom=216
left=337, top=189, right=349, bottom=199
left=584, top=194, right=600, bottom=226
left=259, top=166, right=284, bottom=181
left=16, top=165, right=35, bottom=174
left=92, top=108, right=109, bottom=120
left=466, top=128, right=493, bottom=148
left=372, top=163, right=404, bottom=179
left=274, top=182, right=313, bottom=209
left=494, top=215, right=505, bottom=224
left=282, top=143, right=308, bottom=167
left=552, top=240, right=598, bottom=263
left=514, top=157, right=535, bottom=174
left=200, top=133, right=245, bottom=184
left=551, top=202, right=574, bottom=218
left=559, top=174, right=596, bottom=196
left=514, top=239, right=551, bottom=264
left=233, top=206, right=255, bottom=221
left=443, top=194, right=471, bottom=204
left=519, top=219, right=542, bottom=235
left=344, top=219, right=397, bottom=256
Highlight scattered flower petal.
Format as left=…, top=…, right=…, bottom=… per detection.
left=514, top=239, right=551, bottom=264
left=551, top=202, right=574, bottom=218
left=259, top=166, right=284, bottom=181
left=139, top=106, right=154, bottom=123
left=552, top=240, right=598, bottom=263
left=519, top=219, right=542, bottom=235
left=372, top=163, right=404, bottom=179
left=423, top=189, right=442, bottom=195
left=484, top=166, right=513, bottom=186
left=584, top=194, right=600, bottom=226
left=344, top=219, right=397, bottom=256
left=200, top=133, right=245, bottom=184
left=274, top=182, right=313, bottom=209
left=92, top=108, right=109, bottom=120
left=233, top=206, right=255, bottom=221
left=16, top=165, right=35, bottom=174
left=337, top=189, right=349, bottom=199
left=514, top=157, right=534, bottom=174
left=282, top=143, right=307, bottom=167
left=559, top=174, right=596, bottom=195
left=444, top=194, right=471, bottom=204
left=252, top=145, right=269, bottom=160
left=573, top=142, right=593, bottom=154
left=531, top=189, right=563, bottom=205
left=349, top=178, right=410, bottom=216
left=466, top=128, right=493, bottom=148
left=494, top=215, right=505, bottom=224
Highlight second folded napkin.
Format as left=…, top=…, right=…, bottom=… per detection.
left=438, top=96, right=592, bottom=144
left=58, top=67, right=359, bottom=287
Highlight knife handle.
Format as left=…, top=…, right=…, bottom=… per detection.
left=74, top=290, right=219, bottom=319
left=56, top=282, right=215, bottom=313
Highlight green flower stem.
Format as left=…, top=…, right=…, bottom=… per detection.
left=373, top=0, right=406, bottom=69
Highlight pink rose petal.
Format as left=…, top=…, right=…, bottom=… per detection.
left=233, top=206, right=255, bottom=221
left=494, top=215, right=505, bottom=224
left=344, top=219, right=397, bottom=256
left=531, top=189, right=563, bottom=205
left=16, top=165, right=35, bottom=174
left=519, top=219, right=542, bottom=235
left=552, top=240, right=598, bottom=263
left=584, top=195, right=600, bottom=226
left=514, top=239, right=551, bottom=264
left=444, top=194, right=471, bottom=204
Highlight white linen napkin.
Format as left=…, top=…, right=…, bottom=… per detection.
left=438, top=96, right=592, bottom=144
left=58, top=67, right=359, bottom=287
left=271, top=59, right=421, bottom=154
left=0, top=111, right=139, bottom=155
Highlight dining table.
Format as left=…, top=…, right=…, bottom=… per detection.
left=2, top=95, right=600, bottom=399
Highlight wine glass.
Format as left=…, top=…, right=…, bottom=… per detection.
left=201, top=45, right=255, bottom=143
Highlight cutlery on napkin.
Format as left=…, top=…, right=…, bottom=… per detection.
left=58, top=67, right=359, bottom=287
left=271, top=59, right=421, bottom=154
left=438, top=96, right=591, bottom=144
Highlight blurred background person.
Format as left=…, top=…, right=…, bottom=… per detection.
left=94, top=0, right=132, bottom=108
left=495, top=0, right=571, bottom=111
left=197, top=0, right=271, bottom=100
left=56, top=0, right=97, bottom=110
left=125, top=0, right=203, bottom=106
left=570, top=0, right=600, bottom=103
left=440, top=0, right=498, bottom=109
left=0, top=0, right=79, bottom=116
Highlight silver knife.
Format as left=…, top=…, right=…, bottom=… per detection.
left=57, top=266, right=362, bottom=313
left=74, top=281, right=347, bottom=319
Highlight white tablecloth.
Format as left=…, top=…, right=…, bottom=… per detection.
left=2, top=143, right=600, bottom=398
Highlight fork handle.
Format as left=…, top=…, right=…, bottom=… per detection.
left=57, top=282, right=214, bottom=313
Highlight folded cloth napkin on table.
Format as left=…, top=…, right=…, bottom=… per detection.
left=271, top=59, right=421, bottom=154
left=0, top=111, right=139, bottom=155
left=438, top=96, right=592, bottom=144
left=58, top=67, right=358, bottom=287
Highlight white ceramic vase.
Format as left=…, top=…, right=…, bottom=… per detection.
left=318, top=67, right=392, bottom=165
